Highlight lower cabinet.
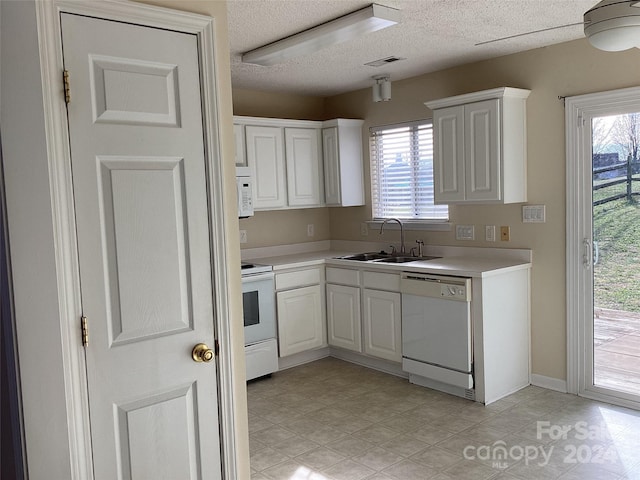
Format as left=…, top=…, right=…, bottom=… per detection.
left=326, top=267, right=402, bottom=363
left=362, top=289, right=402, bottom=362
left=275, top=266, right=326, bottom=357
left=326, top=283, right=362, bottom=352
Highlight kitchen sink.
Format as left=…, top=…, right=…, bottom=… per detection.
left=374, top=256, right=421, bottom=263
left=339, top=252, right=390, bottom=261
left=337, top=253, right=442, bottom=263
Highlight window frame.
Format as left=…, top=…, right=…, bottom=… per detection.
left=369, top=119, right=449, bottom=227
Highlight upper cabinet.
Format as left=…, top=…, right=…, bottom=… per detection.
left=322, top=119, right=365, bottom=207
left=234, top=116, right=364, bottom=211
left=245, top=125, right=287, bottom=209
left=426, top=87, right=531, bottom=204
left=233, top=124, right=246, bottom=166
left=285, top=128, right=323, bottom=207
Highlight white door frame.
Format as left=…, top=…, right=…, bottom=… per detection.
left=566, top=85, right=640, bottom=410
left=32, top=1, right=239, bottom=478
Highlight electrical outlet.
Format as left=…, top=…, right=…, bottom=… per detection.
left=455, top=225, right=475, bottom=241
left=360, top=222, right=369, bottom=236
left=307, top=224, right=314, bottom=237
left=485, top=225, right=496, bottom=242
left=500, top=226, right=510, bottom=241
left=239, top=230, right=247, bottom=244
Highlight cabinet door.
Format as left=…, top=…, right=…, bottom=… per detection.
left=433, top=105, right=465, bottom=203
left=326, top=284, right=361, bottom=352
left=246, top=125, right=286, bottom=209
left=464, top=99, right=501, bottom=201
left=322, top=127, right=341, bottom=205
left=233, top=124, right=246, bottom=166
left=277, top=285, right=324, bottom=357
left=285, top=128, right=322, bottom=207
left=363, top=289, right=402, bottom=362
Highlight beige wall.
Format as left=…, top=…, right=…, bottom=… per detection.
left=233, top=87, right=326, bottom=120
left=233, top=38, right=640, bottom=383
left=324, top=39, right=640, bottom=381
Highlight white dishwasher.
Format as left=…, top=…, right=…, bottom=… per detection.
left=401, top=272, right=474, bottom=398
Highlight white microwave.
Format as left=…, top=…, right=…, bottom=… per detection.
left=236, top=166, right=254, bottom=218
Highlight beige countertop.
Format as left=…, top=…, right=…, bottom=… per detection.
left=250, top=249, right=531, bottom=278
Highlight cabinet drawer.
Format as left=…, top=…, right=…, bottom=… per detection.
left=276, top=267, right=322, bottom=290
left=326, top=267, right=360, bottom=286
left=363, top=271, right=401, bottom=291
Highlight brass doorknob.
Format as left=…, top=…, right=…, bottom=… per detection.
left=192, top=343, right=214, bottom=363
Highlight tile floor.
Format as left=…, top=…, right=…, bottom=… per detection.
left=247, top=357, right=640, bottom=480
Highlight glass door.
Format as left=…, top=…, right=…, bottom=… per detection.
left=591, top=112, right=640, bottom=398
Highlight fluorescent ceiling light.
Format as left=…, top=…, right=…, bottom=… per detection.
left=242, top=4, right=401, bottom=66
left=584, top=0, right=640, bottom=51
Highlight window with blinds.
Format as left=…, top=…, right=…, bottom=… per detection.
left=370, top=120, right=449, bottom=221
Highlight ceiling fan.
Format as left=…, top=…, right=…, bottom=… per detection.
left=476, top=0, right=640, bottom=51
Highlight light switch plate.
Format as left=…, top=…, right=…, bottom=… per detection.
left=239, top=230, right=247, bottom=244
left=522, top=205, right=546, bottom=223
left=485, top=225, right=496, bottom=242
left=455, top=224, right=475, bottom=241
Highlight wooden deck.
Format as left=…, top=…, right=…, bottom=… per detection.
left=594, top=307, right=640, bottom=396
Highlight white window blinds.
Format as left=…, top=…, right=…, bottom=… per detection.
left=370, top=120, right=449, bottom=221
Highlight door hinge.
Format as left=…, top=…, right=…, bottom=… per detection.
left=81, top=316, right=88, bottom=347
left=63, top=70, right=71, bottom=104
left=214, top=339, right=220, bottom=356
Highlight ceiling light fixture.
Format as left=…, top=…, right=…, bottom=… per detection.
left=584, top=0, right=640, bottom=51
left=372, top=75, right=391, bottom=102
left=242, top=4, right=400, bottom=66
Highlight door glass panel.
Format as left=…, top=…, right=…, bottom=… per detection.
left=592, top=112, right=640, bottom=396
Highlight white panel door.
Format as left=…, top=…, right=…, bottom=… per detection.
left=285, top=128, right=322, bottom=207
left=433, top=105, right=465, bottom=202
left=363, top=289, right=402, bottom=362
left=326, top=284, right=362, bottom=352
left=61, top=13, right=222, bottom=480
left=246, top=125, right=286, bottom=209
left=277, top=285, right=324, bottom=356
left=465, top=99, right=501, bottom=201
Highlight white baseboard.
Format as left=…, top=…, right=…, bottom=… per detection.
left=329, top=348, right=408, bottom=378
left=278, top=347, right=330, bottom=371
left=531, top=374, right=567, bottom=393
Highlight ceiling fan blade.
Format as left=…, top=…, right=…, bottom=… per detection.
left=475, top=22, right=584, bottom=46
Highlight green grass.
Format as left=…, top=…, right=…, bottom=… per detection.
left=593, top=180, right=640, bottom=312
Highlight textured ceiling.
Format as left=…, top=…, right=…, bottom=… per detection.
left=227, top=0, right=598, bottom=97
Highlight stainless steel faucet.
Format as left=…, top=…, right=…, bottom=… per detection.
left=379, top=218, right=405, bottom=254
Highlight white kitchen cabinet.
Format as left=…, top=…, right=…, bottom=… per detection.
left=246, top=125, right=286, bottom=209
left=237, top=116, right=364, bottom=210
left=326, top=283, right=362, bottom=353
left=277, top=285, right=324, bottom=357
left=326, top=267, right=401, bottom=362
left=322, top=119, right=365, bottom=207
left=285, top=128, right=323, bottom=207
left=362, top=289, right=401, bottom=362
left=360, top=270, right=402, bottom=362
left=275, top=267, right=326, bottom=357
left=233, top=124, right=246, bottom=166
left=426, top=87, right=530, bottom=204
